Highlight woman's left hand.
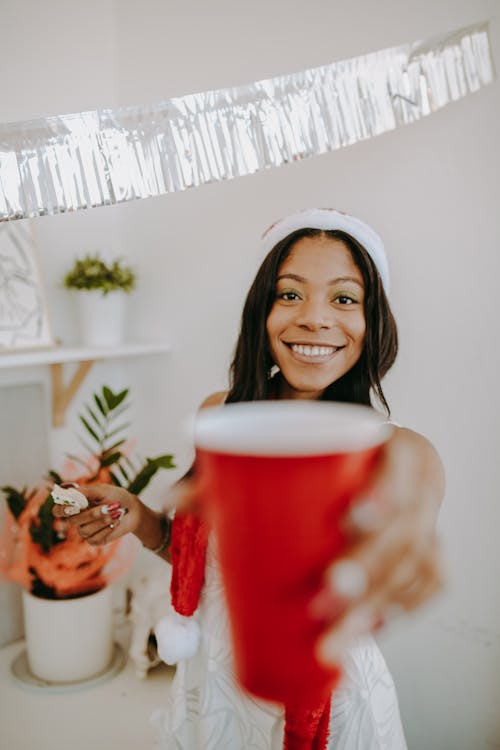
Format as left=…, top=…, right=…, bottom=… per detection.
left=312, top=426, right=445, bottom=666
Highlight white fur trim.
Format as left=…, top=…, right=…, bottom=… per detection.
left=154, top=613, right=201, bottom=665
left=261, top=208, right=390, bottom=292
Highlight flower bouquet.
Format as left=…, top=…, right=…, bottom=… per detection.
left=1, top=384, right=175, bottom=600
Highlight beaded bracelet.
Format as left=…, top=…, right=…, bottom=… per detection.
left=146, top=514, right=172, bottom=555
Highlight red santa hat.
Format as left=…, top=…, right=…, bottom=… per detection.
left=155, top=511, right=331, bottom=750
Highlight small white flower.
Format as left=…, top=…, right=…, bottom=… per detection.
left=51, top=483, right=88, bottom=510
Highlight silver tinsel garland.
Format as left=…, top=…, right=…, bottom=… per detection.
left=0, top=22, right=494, bottom=222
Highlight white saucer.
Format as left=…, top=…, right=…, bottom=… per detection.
left=10, top=642, right=126, bottom=693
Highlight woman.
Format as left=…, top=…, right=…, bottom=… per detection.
left=55, top=209, right=444, bottom=749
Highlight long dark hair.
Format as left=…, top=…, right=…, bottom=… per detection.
left=226, top=229, right=398, bottom=415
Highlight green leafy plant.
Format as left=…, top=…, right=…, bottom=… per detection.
left=63, top=253, right=136, bottom=295
left=1, top=385, right=175, bottom=599
left=70, top=384, right=175, bottom=494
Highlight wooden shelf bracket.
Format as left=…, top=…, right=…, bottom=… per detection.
left=0, top=341, right=170, bottom=428
left=50, top=360, right=95, bottom=428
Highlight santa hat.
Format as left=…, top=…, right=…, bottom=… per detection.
left=155, top=511, right=331, bottom=750
left=260, top=207, right=390, bottom=293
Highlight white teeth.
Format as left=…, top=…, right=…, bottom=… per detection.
left=290, top=344, right=337, bottom=357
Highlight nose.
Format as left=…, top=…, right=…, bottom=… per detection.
left=294, top=298, right=335, bottom=331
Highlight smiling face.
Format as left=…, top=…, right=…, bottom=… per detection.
left=266, top=234, right=366, bottom=400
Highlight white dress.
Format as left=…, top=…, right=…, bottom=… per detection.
left=151, top=535, right=408, bottom=750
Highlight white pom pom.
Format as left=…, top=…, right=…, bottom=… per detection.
left=154, top=613, right=201, bottom=665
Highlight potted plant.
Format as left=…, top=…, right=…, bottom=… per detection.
left=1, top=384, right=175, bottom=683
left=63, top=253, right=137, bottom=347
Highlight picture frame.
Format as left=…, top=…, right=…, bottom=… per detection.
left=0, top=221, right=54, bottom=351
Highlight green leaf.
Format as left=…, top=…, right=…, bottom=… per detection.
left=47, top=470, right=63, bottom=485
left=100, top=451, right=122, bottom=467
left=102, top=386, right=129, bottom=412
left=108, top=471, right=122, bottom=487
left=94, top=393, right=107, bottom=417
left=126, top=463, right=156, bottom=496
left=111, top=388, right=129, bottom=410
left=102, top=438, right=126, bottom=454
left=79, top=415, right=101, bottom=444
left=102, top=386, right=114, bottom=409
left=126, top=455, right=176, bottom=495
left=154, top=455, right=176, bottom=469
left=30, top=495, right=57, bottom=553
left=123, top=455, right=136, bottom=472
left=1, top=485, right=28, bottom=520
left=65, top=453, right=93, bottom=471
left=117, top=462, right=130, bottom=481
left=107, top=402, right=130, bottom=421
left=86, top=404, right=102, bottom=428
left=105, top=422, right=131, bottom=441
left=63, top=254, right=136, bottom=294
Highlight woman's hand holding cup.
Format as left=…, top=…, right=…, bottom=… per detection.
left=313, top=427, right=445, bottom=666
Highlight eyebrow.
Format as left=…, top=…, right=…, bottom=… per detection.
left=276, top=273, right=363, bottom=287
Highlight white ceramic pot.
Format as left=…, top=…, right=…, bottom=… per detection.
left=22, top=586, right=113, bottom=683
left=75, top=289, right=127, bottom=347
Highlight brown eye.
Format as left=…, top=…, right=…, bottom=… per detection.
left=277, top=290, right=301, bottom=301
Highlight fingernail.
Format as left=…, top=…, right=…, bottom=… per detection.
left=327, top=560, right=368, bottom=600
left=61, top=482, right=80, bottom=489
left=63, top=506, right=80, bottom=516
left=101, top=502, right=121, bottom=515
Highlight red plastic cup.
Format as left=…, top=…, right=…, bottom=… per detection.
left=194, top=400, right=392, bottom=705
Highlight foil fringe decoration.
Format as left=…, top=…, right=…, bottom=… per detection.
left=0, top=22, right=494, bottom=222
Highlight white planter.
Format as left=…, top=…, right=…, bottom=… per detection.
left=75, top=290, right=127, bottom=347
left=22, top=587, right=113, bottom=683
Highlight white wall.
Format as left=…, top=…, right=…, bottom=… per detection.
left=1, top=1, right=499, bottom=748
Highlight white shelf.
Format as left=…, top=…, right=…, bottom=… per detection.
left=0, top=341, right=171, bottom=368
left=0, top=341, right=171, bottom=426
